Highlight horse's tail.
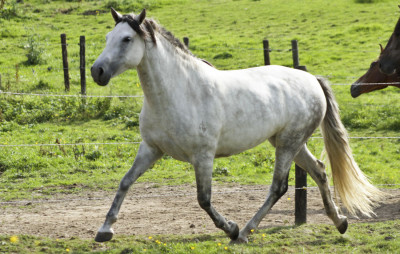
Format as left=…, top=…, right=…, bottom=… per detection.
left=317, top=77, right=385, bottom=217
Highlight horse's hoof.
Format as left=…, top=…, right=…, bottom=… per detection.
left=227, top=220, right=240, bottom=240
left=95, top=231, right=114, bottom=242
left=337, top=217, right=348, bottom=234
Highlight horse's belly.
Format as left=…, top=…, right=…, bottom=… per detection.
left=215, top=122, right=278, bottom=157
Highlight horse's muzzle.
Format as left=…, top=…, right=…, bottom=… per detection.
left=350, top=83, right=361, bottom=98
left=91, top=64, right=111, bottom=86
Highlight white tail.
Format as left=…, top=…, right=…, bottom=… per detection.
left=318, top=77, right=385, bottom=217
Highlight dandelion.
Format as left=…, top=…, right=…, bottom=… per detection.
left=287, top=197, right=291, bottom=201
left=10, top=235, right=19, bottom=243
left=224, top=246, right=228, bottom=250
left=262, top=234, right=266, bottom=238
left=143, top=249, right=147, bottom=252
left=218, top=242, right=222, bottom=246
left=148, top=236, right=153, bottom=240
left=250, top=229, right=255, bottom=233
left=66, top=248, right=70, bottom=252
left=190, top=246, right=195, bottom=250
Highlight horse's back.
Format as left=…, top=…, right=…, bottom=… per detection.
left=214, top=65, right=326, bottom=157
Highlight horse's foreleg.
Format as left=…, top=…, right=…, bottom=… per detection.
left=294, top=146, right=348, bottom=234
left=233, top=146, right=295, bottom=243
left=95, top=142, right=162, bottom=242
left=193, top=156, right=239, bottom=240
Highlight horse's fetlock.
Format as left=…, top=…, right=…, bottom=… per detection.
left=316, top=159, right=325, bottom=169
left=106, top=213, right=118, bottom=224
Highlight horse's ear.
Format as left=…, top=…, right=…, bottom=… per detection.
left=380, top=44, right=384, bottom=53
left=111, top=8, right=122, bottom=23
left=135, top=9, right=146, bottom=24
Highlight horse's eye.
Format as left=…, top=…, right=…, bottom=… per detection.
left=370, top=62, right=377, bottom=69
left=123, top=37, right=132, bottom=43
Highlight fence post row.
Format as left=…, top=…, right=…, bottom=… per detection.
left=60, top=33, right=70, bottom=92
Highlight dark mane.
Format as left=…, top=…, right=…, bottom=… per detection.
left=117, top=13, right=214, bottom=67
left=118, top=14, right=193, bottom=57
left=143, top=18, right=195, bottom=57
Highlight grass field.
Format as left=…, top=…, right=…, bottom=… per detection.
left=1, top=0, right=400, bottom=252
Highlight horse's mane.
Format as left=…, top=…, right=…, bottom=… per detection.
left=119, top=14, right=193, bottom=56
left=119, top=13, right=213, bottom=67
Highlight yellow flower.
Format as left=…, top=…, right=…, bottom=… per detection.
left=224, top=246, right=228, bottom=250
left=190, top=246, right=195, bottom=250
left=148, top=236, right=153, bottom=240
left=66, top=248, right=70, bottom=252
left=287, top=197, right=291, bottom=201
left=218, top=242, right=222, bottom=246
left=250, top=229, right=255, bottom=233
left=10, top=235, right=19, bottom=243
left=262, top=234, right=266, bottom=238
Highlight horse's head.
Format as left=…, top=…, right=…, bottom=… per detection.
left=91, top=8, right=147, bottom=86
left=378, top=16, right=400, bottom=75
left=350, top=58, right=400, bottom=98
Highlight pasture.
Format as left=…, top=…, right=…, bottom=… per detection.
left=1, top=0, right=400, bottom=252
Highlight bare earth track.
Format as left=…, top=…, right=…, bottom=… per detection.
left=1, top=183, right=399, bottom=240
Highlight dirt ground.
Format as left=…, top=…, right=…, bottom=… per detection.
left=1, top=183, right=399, bottom=240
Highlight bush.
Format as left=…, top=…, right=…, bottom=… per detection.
left=0, top=0, right=18, bottom=20
left=24, top=34, right=46, bottom=65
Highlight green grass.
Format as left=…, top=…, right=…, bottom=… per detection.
left=1, top=0, right=400, bottom=252
left=2, top=220, right=400, bottom=253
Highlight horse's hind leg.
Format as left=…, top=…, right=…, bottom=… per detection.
left=294, top=145, right=348, bottom=234
left=95, top=142, right=162, bottom=242
left=193, top=154, right=239, bottom=240
left=233, top=144, right=299, bottom=243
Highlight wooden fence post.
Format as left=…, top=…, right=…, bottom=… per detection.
left=79, top=35, right=86, bottom=96
left=292, top=39, right=307, bottom=225
left=263, top=39, right=270, bottom=65
left=61, top=33, right=70, bottom=92
left=183, top=37, right=189, bottom=47
left=291, top=39, right=307, bottom=71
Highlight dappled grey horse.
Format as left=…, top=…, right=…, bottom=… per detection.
left=91, top=9, right=384, bottom=243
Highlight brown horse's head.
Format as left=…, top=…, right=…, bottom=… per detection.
left=351, top=59, right=400, bottom=98
left=378, top=15, right=400, bottom=75
left=351, top=12, right=400, bottom=98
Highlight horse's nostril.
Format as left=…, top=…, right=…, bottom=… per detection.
left=99, top=67, right=104, bottom=76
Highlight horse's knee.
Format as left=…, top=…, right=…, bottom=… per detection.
left=279, top=183, right=288, bottom=196
left=271, top=181, right=288, bottom=197
left=119, top=178, right=133, bottom=192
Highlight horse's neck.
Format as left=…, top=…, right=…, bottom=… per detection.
left=137, top=36, right=198, bottom=107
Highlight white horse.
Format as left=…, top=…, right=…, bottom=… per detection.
left=91, top=8, right=384, bottom=243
